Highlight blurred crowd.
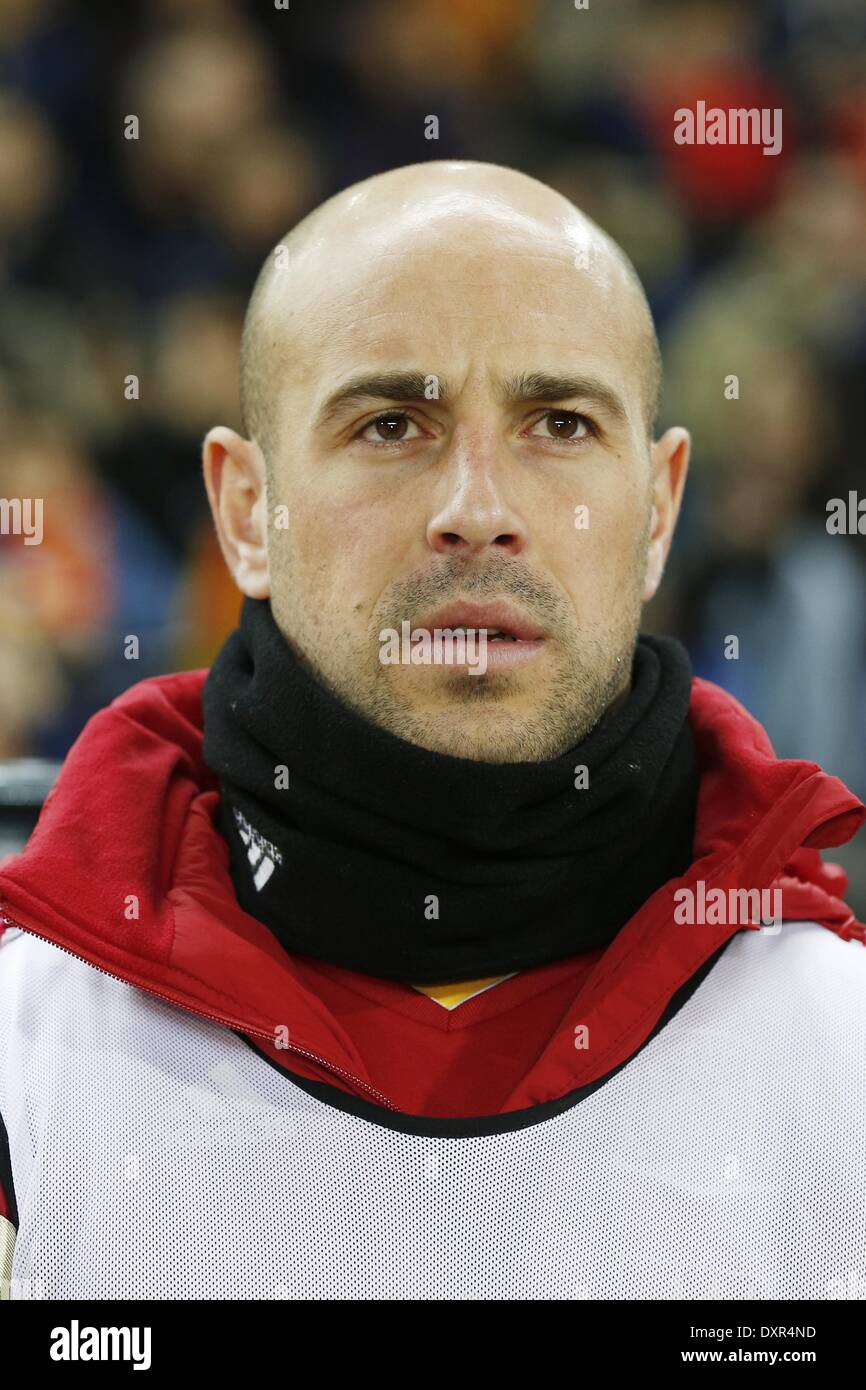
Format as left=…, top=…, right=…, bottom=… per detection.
left=1, top=0, right=865, bottom=890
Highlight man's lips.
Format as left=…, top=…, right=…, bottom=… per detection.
left=411, top=600, right=546, bottom=644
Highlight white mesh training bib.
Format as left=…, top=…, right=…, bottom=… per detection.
left=1, top=921, right=864, bottom=1300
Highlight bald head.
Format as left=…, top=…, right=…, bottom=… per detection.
left=239, top=161, right=662, bottom=461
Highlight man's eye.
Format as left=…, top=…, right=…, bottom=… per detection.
left=526, top=411, right=591, bottom=441
left=358, top=412, right=423, bottom=443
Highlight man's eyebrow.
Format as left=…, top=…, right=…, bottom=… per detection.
left=498, top=372, right=629, bottom=424
left=315, top=369, right=629, bottom=428
left=316, top=371, right=446, bottom=426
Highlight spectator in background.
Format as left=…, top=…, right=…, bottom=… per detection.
left=0, top=91, right=64, bottom=291
left=666, top=334, right=866, bottom=799
left=96, top=290, right=247, bottom=559
left=0, top=415, right=178, bottom=756
left=659, top=147, right=866, bottom=799
left=117, top=23, right=318, bottom=299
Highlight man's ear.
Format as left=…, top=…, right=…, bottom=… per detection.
left=643, top=426, right=690, bottom=602
left=202, top=426, right=270, bottom=598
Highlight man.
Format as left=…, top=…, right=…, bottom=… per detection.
left=1, top=162, right=864, bottom=1301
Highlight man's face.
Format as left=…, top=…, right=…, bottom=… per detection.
left=259, top=210, right=657, bottom=761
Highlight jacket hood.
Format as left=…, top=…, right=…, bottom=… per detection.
left=1, top=669, right=864, bottom=1114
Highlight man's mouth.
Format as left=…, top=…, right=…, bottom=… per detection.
left=410, top=600, right=547, bottom=668
left=415, top=601, right=545, bottom=640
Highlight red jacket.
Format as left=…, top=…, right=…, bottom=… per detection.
left=1, top=668, right=863, bottom=1138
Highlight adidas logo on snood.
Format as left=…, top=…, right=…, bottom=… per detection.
left=233, top=807, right=282, bottom=892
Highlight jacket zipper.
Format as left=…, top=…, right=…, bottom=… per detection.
left=0, top=911, right=399, bottom=1111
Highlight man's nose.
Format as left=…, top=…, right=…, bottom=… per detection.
left=426, top=428, right=528, bottom=558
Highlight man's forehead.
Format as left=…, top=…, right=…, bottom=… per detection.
left=274, top=228, right=637, bottom=372
left=278, top=206, right=627, bottom=311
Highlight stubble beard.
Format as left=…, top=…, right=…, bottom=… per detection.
left=358, top=606, right=641, bottom=762
left=271, top=545, right=648, bottom=765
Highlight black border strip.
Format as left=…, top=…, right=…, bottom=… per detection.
left=0, top=1104, right=18, bottom=1230
left=236, top=934, right=735, bottom=1139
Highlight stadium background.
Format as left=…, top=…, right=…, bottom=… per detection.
left=1, top=0, right=865, bottom=905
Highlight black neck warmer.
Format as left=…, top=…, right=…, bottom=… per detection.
left=202, top=598, right=699, bottom=984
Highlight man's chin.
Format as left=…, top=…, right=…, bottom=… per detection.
left=367, top=688, right=578, bottom=763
